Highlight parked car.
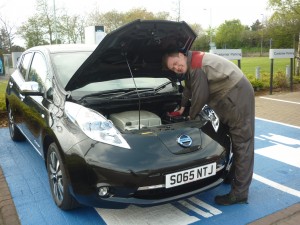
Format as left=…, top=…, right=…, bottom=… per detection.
left=5, top=20, right=232, bottom=210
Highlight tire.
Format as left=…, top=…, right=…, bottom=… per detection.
left=47, top=143, right=78, bottom=210
left=7, top=105, right=25, bottom=141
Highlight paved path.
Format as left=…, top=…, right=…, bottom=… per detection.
left=250, top=91, right=300, bottom=225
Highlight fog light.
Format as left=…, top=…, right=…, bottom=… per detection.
left=98, top=186, right=110, bottom=197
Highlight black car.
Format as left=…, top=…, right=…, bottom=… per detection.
left=5, top=20, right=232, bottom=210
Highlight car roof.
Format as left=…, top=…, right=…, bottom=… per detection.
left=28, top=44, right=97, bottom=54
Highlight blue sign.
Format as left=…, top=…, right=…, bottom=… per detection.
left=0, top=58, right=3, bottom=75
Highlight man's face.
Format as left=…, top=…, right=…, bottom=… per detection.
left=166, top=53, right=188, bottom=74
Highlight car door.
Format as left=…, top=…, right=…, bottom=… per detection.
left=7, top=52, right=33, bottom=131
left=21, top=51, right=52, bottom=155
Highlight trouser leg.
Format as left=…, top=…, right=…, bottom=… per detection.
left=214, top=76, right=255, bottom=198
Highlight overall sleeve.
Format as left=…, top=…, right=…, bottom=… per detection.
left=189, top=68, right=209, bottom=119
left=180, top=83, right=192, bottom=108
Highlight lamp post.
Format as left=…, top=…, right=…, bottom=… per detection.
left=177, top=0, right=181, bottom=22
left=53, top=0, right=57, bottom=44
left=260, top=14, right=264, bottom=56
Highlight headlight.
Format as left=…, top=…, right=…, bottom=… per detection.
left=65, top=102, right=130, bottom=149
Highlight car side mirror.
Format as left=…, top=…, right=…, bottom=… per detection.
left=20, top=81, right=43, bottom=96
left=199, top=105, right=219, bottom=132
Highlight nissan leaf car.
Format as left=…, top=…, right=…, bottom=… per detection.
left=5, top=20, right=232, bottom=210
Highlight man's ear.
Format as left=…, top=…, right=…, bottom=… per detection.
left=178, top=52, right=184, bottom=58
left=179, top=52, right=187, bottom=60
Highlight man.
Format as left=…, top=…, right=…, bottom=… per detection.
left=163, top=50, right=255, bottom=206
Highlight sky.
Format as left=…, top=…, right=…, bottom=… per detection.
left=0, top=0, right=272, bottom=46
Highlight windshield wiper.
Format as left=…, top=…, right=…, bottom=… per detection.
left=110, top=81, right=174, bottom=99
left=76, top=81, right=174, bottom=101
left=153, top=81, right=172, bottom=93
left=110, top=88, right=155, bottom=99
left=77, top=88, right=137, bottom=101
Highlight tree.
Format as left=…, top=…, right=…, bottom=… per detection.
left=18, top=0, right=56, bottom=47
left=18, top=0, right=87, bottom=47
left=191, top=35, right=210, bottom=51
left=268, top=0, right=300, bottom=74
left=215, top=20, right=245, bottom=49
left=87, top=9, right=124, bottom=33
left=0, top=17, right=15, bottom=53
left=250, top=19, right=263, bottom=31
left=86, top=8, right=170, bottom=33
left=267, top=0, right=299, bottom=47
left=58, top=12, right=85, bottom=44
left=189, top=23, right=209, bottom=51
left=18, top=16, right=48, bottom=48
left=124, top=8, right=170, bottom=23
left=36, top=0, right=56, bottom=44
left=189, top=23, right=205, bottom=37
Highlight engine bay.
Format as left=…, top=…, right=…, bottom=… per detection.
left=81, top=94, right=190, bottom=131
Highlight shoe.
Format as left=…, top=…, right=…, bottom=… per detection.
left=215, top=193, right=248, bottom=206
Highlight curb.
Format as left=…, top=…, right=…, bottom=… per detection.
left=0, top=167, right=21, bottom=225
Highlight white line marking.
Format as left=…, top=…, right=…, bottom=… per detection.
left=178, top=200, right=213, bottom=218
left=255, top=136, right=265, bottom=141
left=260, top=133, right=300, bottom=145
left=255, top=136, right=300, bottom=168
left=259, top=96, right=300, bottom=105
left=188, top=197, right=222, bottom=215
left=253, top=173, right=300, bottom=198
left=255, top=117, right=300, bottom=129
left=96, top=204, right=199, bottom=225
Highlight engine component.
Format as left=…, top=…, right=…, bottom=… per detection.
left=110, top=110, right=161, bottom=131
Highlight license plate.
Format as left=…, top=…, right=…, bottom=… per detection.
left=165, top=162, right=216, bottom=188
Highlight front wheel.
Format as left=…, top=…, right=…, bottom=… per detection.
left=7, top=105, right=25, bottom=141
left=47, top=143, right=78, bottom=210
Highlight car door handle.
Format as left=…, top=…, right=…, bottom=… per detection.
left=19, top=93, right=25, bottom=101
left=9, top=82, right=13, bottom=88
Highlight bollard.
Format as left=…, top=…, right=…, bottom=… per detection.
left=255, top=66, right=261, bottom=80
left=286, top=65, right=291, bottom=80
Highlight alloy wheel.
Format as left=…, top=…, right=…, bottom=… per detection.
left=49, top=151, right=64, bottom=203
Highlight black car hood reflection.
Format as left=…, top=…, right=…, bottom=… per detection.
left=65, top=20, right=196, bottom=91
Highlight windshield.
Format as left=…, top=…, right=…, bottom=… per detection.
left=51, top=52, right=92, bottom=87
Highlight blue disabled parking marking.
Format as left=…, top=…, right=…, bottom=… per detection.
left=0, top=117, right=300, bottom=225
left=0, top=129, right=105, bottom=225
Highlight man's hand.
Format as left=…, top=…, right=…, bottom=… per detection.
left=167, top=106, right=185, bottom=117
left=168, top=111, right=181, bottom=117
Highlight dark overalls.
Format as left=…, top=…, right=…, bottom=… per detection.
left=181, top=51, right=255, bottom=199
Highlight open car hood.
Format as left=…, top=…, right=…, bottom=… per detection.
left=65, top=20, right=196, bottom=91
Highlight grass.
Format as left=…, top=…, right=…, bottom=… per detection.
left=0, top=81, right=7, bottom=111
left=233, top=57, right=299, bottom=89
left=236, top=57, right=292, bottom=76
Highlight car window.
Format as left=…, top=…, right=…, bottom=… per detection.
left=51, top=52, right=92, bottom=87
left=28, top=52, right=50, bottom=91
left=19, top=52, right=33, bottom=78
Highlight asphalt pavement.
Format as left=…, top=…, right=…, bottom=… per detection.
left=0, top=70, right=300, bottom=225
